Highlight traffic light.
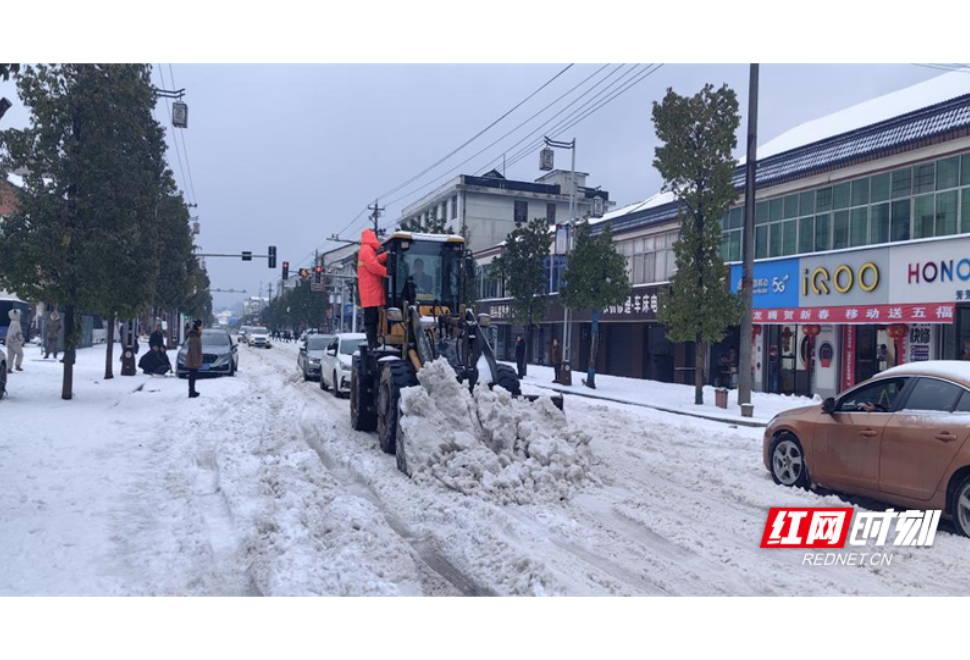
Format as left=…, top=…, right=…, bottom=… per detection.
left=242, top=251, right=252, bottom=262
left=268, top=245, right=277, bottom=269
left=314, top=265, right=324, bottom=286
left=282, top=261, right=289, bottom=280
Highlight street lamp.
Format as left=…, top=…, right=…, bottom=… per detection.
left=541, top=136, right=577, bottom=385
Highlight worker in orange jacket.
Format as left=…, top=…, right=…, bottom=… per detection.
left=358, top=229, right=388, bottom=348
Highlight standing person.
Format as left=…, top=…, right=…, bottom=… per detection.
left=185, top=319, right=203, bottom=398
left=44, top=309, right=62, bottom=360
left=550, top=338, right=562, bottom=384
left=357, top=228, right=388, bottom=349
left=515, top=334, right=526, bottom=379
left=6, top=309, right=25, bottom=373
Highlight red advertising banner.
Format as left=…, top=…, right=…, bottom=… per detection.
left=843, top=325, right=856, bottom=391
left=751, top=303, right=955, bottom=325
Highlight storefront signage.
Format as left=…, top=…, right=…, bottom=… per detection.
left=889, top=236, right=970, bottom=304
left=730, top=258, right=799, bottom=309
left=603, top=291, right=660, bottom=318
left=799, top=248, right=889, bottom=307
left=843, top=326, right=855, bottom=391
left=752, top=303, right=955, bottom=325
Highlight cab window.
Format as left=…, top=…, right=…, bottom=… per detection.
left=955, top=390, right=970, bottom=413
left=901, top=378, right=965, bottom=413
left=837, top=378, right=908, bottom=413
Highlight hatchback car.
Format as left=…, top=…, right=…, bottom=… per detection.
left=248, top=326, right=271, bottom=348
left=764, top=361, right=970, bottom=536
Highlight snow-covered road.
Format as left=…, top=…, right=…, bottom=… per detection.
left=4, top=339, right=970, bottom=595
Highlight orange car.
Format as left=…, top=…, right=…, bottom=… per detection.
left=763, top=361, right=970, bottom=537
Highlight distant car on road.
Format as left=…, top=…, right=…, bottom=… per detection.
left=320, top=333, right=367, bottom=397
left=238, top=325, right=252, bottom=344
left=177, top=328, right=239, bottom=378
left=248, top=326, right=271, bottom=349
left=298, top=333, right=334, bottom=381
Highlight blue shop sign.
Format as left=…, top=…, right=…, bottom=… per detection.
left=730, top=258, right=799, bottom=309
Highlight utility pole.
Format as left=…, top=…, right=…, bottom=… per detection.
left=368, top=199, right=385, bottom=235
left=738, top=63, right=759, bottom=417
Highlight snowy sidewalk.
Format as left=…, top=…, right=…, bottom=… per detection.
left=507, top=362, right=815, bottom=426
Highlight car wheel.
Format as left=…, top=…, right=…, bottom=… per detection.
left=320, top=371, right=330, bottom=391
left=332, top=371, right=341, bottom=398
left=769, top=432, right=810, bottom=489
left=950, top=475, right=970, bottom=537
left=0, top=363, right=6, bottom=400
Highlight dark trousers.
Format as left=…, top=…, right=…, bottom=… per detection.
left=188, top=368, right=198, bottom=395
left=364, top=306, right=380, bottom=348
left=553, top=363, right=562, bottom=382
left=516, top=357, right=525, bottom=378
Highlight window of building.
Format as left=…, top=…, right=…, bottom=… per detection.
left=816, top=187, right=833, bottom=212
left=871, top=173, right=890, bottom=203
left=892, top=168, right=913, bottom=199
left=451, top=195, right=458, bottom=220
left=849, top=207, right=869, bottom=247
left=514, top=200, right=528, bottom=224
left=914, top=194, right=935, bottom=238
left=798, top=215, right=815, bottom=253
left=914, top=163, right=935, bottom=194
left=963, top=189, right=970, bottom=234
left=833, top=210, right=850, bottom=249
left=851, top=178, right=870, bottom=207
left=769, top=198, right=783, bottom=222
left=546, top=203, right=556, bottom=224
left=617, top=230, right=679, bottom=285
left=799, top=191, right=815, bottom=216
left=963, top=154, right=970, bottom=187
left=755, top=225, right=768, bottom=259
left=937, top=190, right=958, bottom=236
left=891, top=200, right=911, bottom=242
left=937, top=156, right=960, bottom=191
left=871, top=203, right=890, bottom=244
left=782, top=219, right=797, bottom=255
left=784, top=194, right=799, bottom=219
left=814, top=214, right=831, bottom=251
left=756, top=201, right=769, bottom=224
left=833, top=182, right=851, bottom=210
left=768, top=222, right=783, bottom=257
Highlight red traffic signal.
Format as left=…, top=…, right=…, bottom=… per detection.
left=282, top=261, right=289, bottom=280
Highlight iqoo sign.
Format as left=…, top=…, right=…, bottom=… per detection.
left=802, top=262, right=881, bottom=296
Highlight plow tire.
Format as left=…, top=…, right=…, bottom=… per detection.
left=350, top=357, right=377, bottom=432
left=378, top=360, right=418, bottom=458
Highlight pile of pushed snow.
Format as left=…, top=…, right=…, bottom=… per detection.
left=398, top=359, right=596, bottom=505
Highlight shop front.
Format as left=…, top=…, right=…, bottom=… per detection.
left=479, top=283, right=698, bottom=382
left=736, top=235, right=970, bottom=398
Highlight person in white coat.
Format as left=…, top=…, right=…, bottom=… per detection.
left=6, top=309, right=25, bottom=373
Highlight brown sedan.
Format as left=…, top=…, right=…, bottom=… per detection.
left=763, top=361, right=970, bottom=536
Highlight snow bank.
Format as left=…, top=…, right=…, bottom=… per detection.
left=398, top=359, right=596, bottom=505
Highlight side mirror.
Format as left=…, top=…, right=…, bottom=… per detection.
left=822, top=397, right=836, bottom=415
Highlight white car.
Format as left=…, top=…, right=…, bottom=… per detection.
left=248, top=326, right=271, bottom=348
left=0, top=345, right=6, bottom=400
left=320, top=333, right=367, bottom=397
left=238, top=326, right=251, bottom=343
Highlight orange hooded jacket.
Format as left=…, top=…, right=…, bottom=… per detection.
left=358, top=229, right=388, bottom=308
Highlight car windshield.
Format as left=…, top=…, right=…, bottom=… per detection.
left=252, top=327, right=268, bottom=334
left=201, top=331, right=229, bottom=346
left=393, top=241, right=462, bottom=306
left=307, top=336, right=331, bottom=350
left=340, top=339, right=363, bottom=355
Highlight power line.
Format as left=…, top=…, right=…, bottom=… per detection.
left=471, top=64, right=646, bottom=177
left=377, top=64, right=665, bottom=235
left=156, top=64, right=191, bottom=205
left=503, top=64, right=666, bottom=173
left=167, top=63, right=199, bottom=205
left=376, top=64, right=618, bottom=218
left=375, top=63, right=575, bottom=201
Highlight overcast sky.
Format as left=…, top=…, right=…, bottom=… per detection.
left=0, top=64, right=941, bottom=310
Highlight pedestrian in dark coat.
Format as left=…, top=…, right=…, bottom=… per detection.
left=549, top=339, right=562, bottom=383
left=44, top=310, right=62, bottom=359
left=149, top=323, right=166, bottom=352
left=515, top=334, right=526, bottom=379
left=185, top=319, right=203, bottom=398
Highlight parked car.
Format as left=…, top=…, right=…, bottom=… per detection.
left=248, top=326, right=271, bottom=349
left=320, top=333, right=367, bottom=397
left=177, top=328, right=239, bottom=378
left=764, top=361, right=970, bottom=537
left=298, top=333, right=334, bottom=381
left=0, top=345, right=6, bottom=400
left=238, top=325, right=252, bottom=344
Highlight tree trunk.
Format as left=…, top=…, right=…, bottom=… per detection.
left=694, top=335, right=706, bottom=405
left=104, top=314, right=115, bottom=379
left=586, top=308, right=600, bottom=389
left=522, top=327, right=530, bottom=377
left=61, top=305, right=76, bottom=400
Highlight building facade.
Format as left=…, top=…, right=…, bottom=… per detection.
left=475, top=72, right=970, bottom=395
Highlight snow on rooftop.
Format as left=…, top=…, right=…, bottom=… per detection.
left=5, top=172, right=24, bottom=188
left=590, top=190, right=677, bottom=225
left=754, top=72, right=970, bottom=161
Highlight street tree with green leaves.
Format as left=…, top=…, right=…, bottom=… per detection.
left=652, top=83, right=743, bottom=405
left=560, top=221, right=629, bottom=389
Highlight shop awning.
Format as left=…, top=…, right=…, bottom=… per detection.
left=752, top=303, right=955, bottom=325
